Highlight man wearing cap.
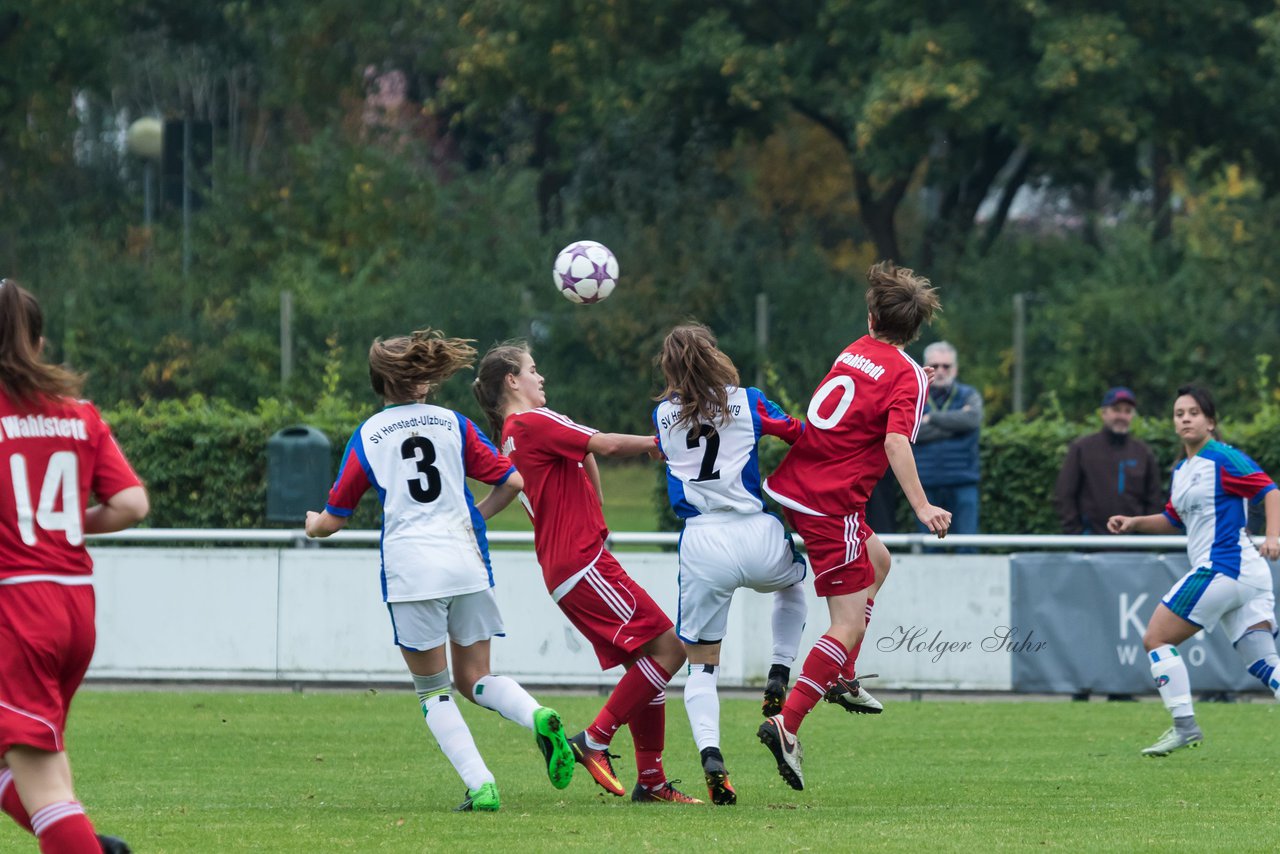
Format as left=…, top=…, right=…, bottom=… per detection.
left=1054, top=387, right=1164, bottom=536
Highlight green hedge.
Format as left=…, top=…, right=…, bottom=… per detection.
left=106, top=396, right=1280, bottom=534
left=104, top=395, right=382, bottom=530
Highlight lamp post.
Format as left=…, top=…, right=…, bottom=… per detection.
left=125, top=117, right=163, bottom=257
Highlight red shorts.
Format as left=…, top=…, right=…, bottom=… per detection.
left=782, top=508, right=875, bottom=597
left=556, top=551, right=674, bottom=670
left=0, top=582, right=96, bottom=755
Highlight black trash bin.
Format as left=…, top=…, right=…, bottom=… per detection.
left=266, top=425, right=332, bottom=522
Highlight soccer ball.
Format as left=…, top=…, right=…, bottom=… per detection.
left=552, top=240, right=618, bottom=304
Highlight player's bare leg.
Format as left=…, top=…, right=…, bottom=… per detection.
left=1140, top=605, right=1204, bottom=756
left=827, top=535, right=889, bottom=714
left=3, top=747, right=105, bottom=849
left=761, top=588, right=868, bottom=790
left=449, top=640, right=574, bottom=789
left=402, top=646, right=500, bottom=810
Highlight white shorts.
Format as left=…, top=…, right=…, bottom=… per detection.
left=1162, top=566, right=1276, bottom=644
left=387, top=588, right=505, bottom=651
left=676, top=512, right=807, bottom=644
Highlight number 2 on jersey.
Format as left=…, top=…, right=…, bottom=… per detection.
left=8, top=451, right=83, bottom=546
left=401, top=436, right=442, bottom=503
left=685, top=424, right=721, bottom=482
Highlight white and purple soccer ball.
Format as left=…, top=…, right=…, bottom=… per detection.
left=552, top=240, right=618, bottom=304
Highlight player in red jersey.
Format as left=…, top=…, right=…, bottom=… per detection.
left=0, top=279, right=149, bottom=853
left=473, top=342, right=701, bottom=804
left=757, top=262, right=951, bottom=790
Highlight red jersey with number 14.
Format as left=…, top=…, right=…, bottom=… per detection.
left=764, top=335, right=927, bottom=517
left=501, top=407, right=608, bottom=591
left=0, top=392, right=141, bottom=580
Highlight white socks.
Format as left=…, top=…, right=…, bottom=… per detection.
left=683, top=664, right=721, bottom=752
left=413, top=670, right=493, bottom=790
left=472, top=674, right=540, bottom=730
left=771, top=582, right=808, bottom=666
left=1235, top=629, right=1280, bottom=698
left=1149, top=645, right=1194, bottom=720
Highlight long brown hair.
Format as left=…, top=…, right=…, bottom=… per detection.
left=656, top=323, right=740, bottom=427
left=865, top=261, right=940, bottom=345
left=368, top=328, right=476, bottom=402
left=0, top=278, right=84, bottom=406
left=472, top=341, right=529, bottom=439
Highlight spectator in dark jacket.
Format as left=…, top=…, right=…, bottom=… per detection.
left=1054, top=387, right=1164, bottom=535
left=914, top=342, right=982, bottom=543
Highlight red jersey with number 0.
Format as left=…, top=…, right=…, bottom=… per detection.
left=501, top=408, right=608, bottom=591
left=0, top=392, right=142, bottom=580
left=764, top=336, right=927, bottom=517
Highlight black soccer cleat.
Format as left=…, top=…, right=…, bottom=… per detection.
left=701, top=752, right=737, bottom=806
left=824, top=674, right=884, bottom=714
left=757, top=714, right=804, bottom=791
left=98, top=835, right=133, bottom=854
left=762, top=664, right=790, bottom=718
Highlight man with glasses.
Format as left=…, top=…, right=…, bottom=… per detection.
left=914, top=342, right=983, bottom=546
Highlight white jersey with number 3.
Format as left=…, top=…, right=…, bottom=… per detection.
left=325, top=403, right=515, bottom=602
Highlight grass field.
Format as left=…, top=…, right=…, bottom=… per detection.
left=6, top=691, right=1276, bottom=852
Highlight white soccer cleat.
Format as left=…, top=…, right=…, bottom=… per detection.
left=824, top=675, right=884, bottom=715
left=757, top=714, right=804, bottom=790
left=1140, top=725, right=1203, bottom=757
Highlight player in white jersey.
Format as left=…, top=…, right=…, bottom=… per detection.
left=305, top=329, right=574, bottom=811
left=1109, top=385, right=1279, bottom=756
left=652, top=324, right=809, bottom=804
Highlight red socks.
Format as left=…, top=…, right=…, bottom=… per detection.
left=0, top=768, right=33, bottom=833
left=782, top=634, right=849, bottom=733
left=31, top=801, right=98, bottom=854
left=629, top=693, right=667, bottom=788
left=587, top=656, right=672, bottom=746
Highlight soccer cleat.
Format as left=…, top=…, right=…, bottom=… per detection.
left=568, top=731, right=626, bottom=796
left=824, top=674, right=884, bottom=714
left=532, top=706, right=575, bottom=790
left=1141, top=726, right=1204, bottom=757
left=453, top=781, right=501, bottom=812
left=757, top=714, right=804, bottom=791
left=701, top=754, right=737, bottom=806
left=97, top=835, right=133, bottom=854
left=762, top=673, right=788, bottom=718
left=630, top=780, right=705, bottom=804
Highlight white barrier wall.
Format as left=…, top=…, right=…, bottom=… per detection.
left=87, top=547, right=1013, bottom=690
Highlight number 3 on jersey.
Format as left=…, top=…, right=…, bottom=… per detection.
left=401, top=436, right=442, bottom=503
left=8, top=451, right=83, bottom=546
left=808, top=375, right=856, bottom=429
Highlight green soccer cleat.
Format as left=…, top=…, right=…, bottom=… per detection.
left=1140, top=726, right=1204, bottom=757
left=533, top=706, right=575, bottom=790
left=454, top=781, right=501, bottom=812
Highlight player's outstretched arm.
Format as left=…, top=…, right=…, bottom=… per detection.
left=474, top=472, right=525, bottom=520
left=1106, top=513, right=1178, bottom=535
left=884, top=432, right=952, bottom=537
left=305, top=510, right=348, bottom=538
left=587, top=432, right=659, bottom=458
left=85, top=485, right=150, bottom=534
